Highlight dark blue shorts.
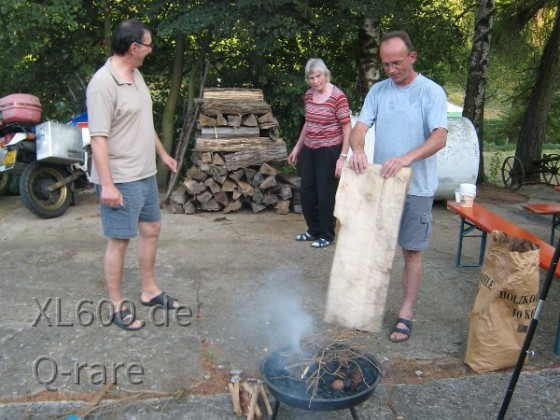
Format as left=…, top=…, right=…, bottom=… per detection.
left=96, top=176, right=161, bottom=239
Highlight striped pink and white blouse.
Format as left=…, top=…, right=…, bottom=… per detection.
left=303, top=85, right=350, bottom=149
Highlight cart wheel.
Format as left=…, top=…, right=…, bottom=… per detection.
left=542, top=154, right=560, bottom=186
left=501, top=156, right=524, bottom=191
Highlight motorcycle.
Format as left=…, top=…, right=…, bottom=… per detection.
left=0, top=93, right=91, bottom=218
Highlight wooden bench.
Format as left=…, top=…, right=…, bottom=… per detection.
left=522, top=203, right=560, bottom=245
left=446, top=200, right=560, bottom=355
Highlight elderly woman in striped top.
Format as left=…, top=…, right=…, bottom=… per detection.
left=288, top=58, right=352, bottom=248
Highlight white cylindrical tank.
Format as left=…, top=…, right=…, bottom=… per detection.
left=350, top=116, right=479, bottom=200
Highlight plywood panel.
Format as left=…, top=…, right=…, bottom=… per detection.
left=324, top=164, right=412, bottom=332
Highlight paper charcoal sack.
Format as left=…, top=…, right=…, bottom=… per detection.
left=464, top=230, right=540, bottom=373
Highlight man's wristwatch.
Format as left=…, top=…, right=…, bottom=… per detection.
left=340, top=153, right=348, bottom=159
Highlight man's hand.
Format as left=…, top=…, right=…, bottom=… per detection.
left=161, top=154, right=178, bottom=173
left=380, top=156, right=408, bottom=178
left=349, top=150, right=368, bottom=174
left=101, top=184, right=123, bottom=208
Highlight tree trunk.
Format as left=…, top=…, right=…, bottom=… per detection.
left=356, top=16, right=381, bottom=101
left=515, top=5, right=560, bottom=182
left=160, top=27, right=213, bottom=207
left=463, top=0, right=495, bottom=185
left=157, top=34, right=186, bottom=188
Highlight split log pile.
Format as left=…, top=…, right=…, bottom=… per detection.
left=228, top=370, right=272, bottom=419
left=170, top=88, right=302, bottom=214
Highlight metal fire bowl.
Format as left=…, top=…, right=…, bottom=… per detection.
left=260, top=347, right=381, bottom=411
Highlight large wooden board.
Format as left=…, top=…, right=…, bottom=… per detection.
left=324, top=164, right=412, bottom=333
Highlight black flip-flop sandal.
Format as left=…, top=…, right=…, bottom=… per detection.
left=111, top=308, right=145, bottom=331
left=141, top=291, right=179, bottom=310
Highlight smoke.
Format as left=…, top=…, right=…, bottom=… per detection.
left=263, top=286, right=315, bottom=351
left=240, top=266, right=316, bottom=352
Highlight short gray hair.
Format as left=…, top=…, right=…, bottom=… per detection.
left=304, top=58, right=331, bottom=85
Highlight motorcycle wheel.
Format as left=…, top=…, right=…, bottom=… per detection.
left=0, top=172, right=12, bottom=197
left=19, top=162, right=72, bottom=218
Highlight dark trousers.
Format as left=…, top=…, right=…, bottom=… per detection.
left=300, top=145, right=341, bottom=242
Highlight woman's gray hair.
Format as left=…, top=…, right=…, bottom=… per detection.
left=304, top=58, right=331, bottom=85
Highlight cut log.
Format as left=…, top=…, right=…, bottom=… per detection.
left=242, top=114, right=258, bottom=127
left=170, top=184, right=187, bottom=204
left=212, top=153, right=226, bottom=166
left=277, top=184, right=292, bottom=200
left=259, top=175, right=277, bottom=190
left=229, top=168, right=245, bottom=182
left=262, top=193, right=278, bottom=206
left=200, top=152, right=212, bottom=163
left=208, top=164, right=228, bottom=181
left=212, top=173, right=227, bottom=185
left=253, top=187, right=263, bottom=203
left=244, top=167, right=257, bottom=182
left=250, top=172, right=264, bottom=187
left=184, top=179, right=207, bottom=195
left=200, top=126, right=260, bottom=138
left=235, top=180, right=254, bottom=196
left=276, top=173, right=301, bottom=189
left=292, top=191, right=302, bottom=213
left=170, top=201, right=185, bottom=214
left=232, top=189, right=242, bottom=200
left=276, top=200, right=290, bottom=215
left=214, top=191, right=229, bottom=207
left=184, top=200, right=197, bottom=215
left=251, top=202, right=266, bottom=213
left=195, top=137, right=276, bottom=153
left=259, top=162, right=277, bottom=176
left=217, top=113, right=228, bottom=126
left=223, top=199, right=242, bottom=213
left=199, top=114, right=217, bottom=127
left=196, top=190, right=214, bottom=205
left=227, top=115, right=242, bottom=128
left=224, top=141, right=288, bottom=171
left=222, top=178, right=237, bottom=192
left=204, top=178, right=221, bottom=194
left=186, top=166, right=208, bottom=182
left=201, top=198, right=220, bottom=211
left=257, top=112, right=275, bottom=124
left=200, top=101, right=271, bottom=116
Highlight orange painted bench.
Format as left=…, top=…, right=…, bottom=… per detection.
left=522, top=203, right=560, bottom=245
left=446, top=201, right=560, bottom=354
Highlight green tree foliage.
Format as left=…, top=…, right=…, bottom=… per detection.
left=5, top=0, right=555, bottom=181
left=486, top=0, right=560, bottom=146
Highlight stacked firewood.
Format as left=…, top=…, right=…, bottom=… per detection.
left=170, top=88, right=301, bottom=214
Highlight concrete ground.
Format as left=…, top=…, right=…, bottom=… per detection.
left=0, top=183, right=559, bottom=419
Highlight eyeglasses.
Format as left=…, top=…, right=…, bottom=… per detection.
left=136, top=42, right=153, bottom=49
left=382, top=52, right=411, bottom=70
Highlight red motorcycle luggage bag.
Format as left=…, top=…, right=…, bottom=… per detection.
left=0, top=93, right=42, bottom=124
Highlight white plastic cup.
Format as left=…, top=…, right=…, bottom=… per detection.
left=460, top=195, right=474, bottom=207
left=459, top=183, right=476, bottom=207
left=455, top=189, right=461, bottom=203
left=459, top=183, right=477, bottom=197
